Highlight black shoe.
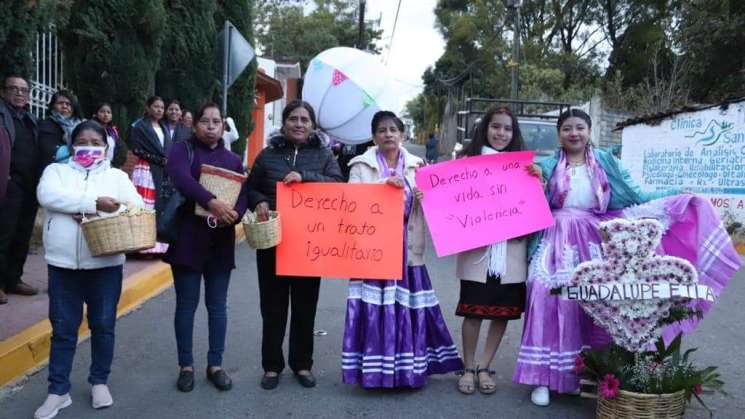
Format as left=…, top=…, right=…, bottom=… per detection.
left=177, top=369, right=194, bottom=392
left=7, top=281, right=38, bottom=296
left=260, top=373, right=279, bottom=390
left=206, top=367, right=232, bottom=391
left=294, top=371, right=316, bottom=388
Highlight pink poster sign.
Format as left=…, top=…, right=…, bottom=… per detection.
left=415, top=151, right=554, bottom=257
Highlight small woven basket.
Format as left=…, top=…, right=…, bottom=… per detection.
left=195, top=164, right=247, bottom=217
left=597, top=389, right=686, bottom=419
left=242, top=211, right=281, bottom=249
left=81, top=207, right=156, bottom=256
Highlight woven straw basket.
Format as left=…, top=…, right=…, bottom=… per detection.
left=81, top=208, right=156, bottom=256
left=243, top=211, right=281, bottom=249
left=195, top=164, right=247, bottom=217
left=597, top=389, right=686, bottom=419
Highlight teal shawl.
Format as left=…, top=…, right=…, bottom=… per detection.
left=529, top=148, right=680, bottom=258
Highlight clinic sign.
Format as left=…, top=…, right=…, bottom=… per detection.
left=620, top=99, right=745, bottom=253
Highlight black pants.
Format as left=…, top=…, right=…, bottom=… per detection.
left=0, top=181, right=38, bottom=290
left=256, top=247, right=320, bottom=373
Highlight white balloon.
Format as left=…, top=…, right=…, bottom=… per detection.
left=303, top=47, right=398, bottom=145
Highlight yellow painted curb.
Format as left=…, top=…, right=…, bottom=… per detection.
left=0, top=262, right=174, bottom=388
left=0, top=226, right=246, bottom=389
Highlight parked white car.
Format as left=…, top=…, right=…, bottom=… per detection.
left=519, top=118, right=558, bottom=159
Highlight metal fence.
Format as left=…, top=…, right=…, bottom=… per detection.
left=456, top=97, right=573, bottom=143
left=29, top=32, right=63, bottom=119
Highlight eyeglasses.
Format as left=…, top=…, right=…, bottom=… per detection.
left=4, top=86, right=30, bottom=96
left=55, top=100, right=72, bottom=107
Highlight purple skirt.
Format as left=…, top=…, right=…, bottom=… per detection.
left=342, top=265, right=464, bottom=388
left=513, top=195, right=741, bottom=393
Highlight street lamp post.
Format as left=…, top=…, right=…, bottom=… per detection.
left=357, top=0, right=366, bottom=49
left=505, top=0, right=521, bottom=101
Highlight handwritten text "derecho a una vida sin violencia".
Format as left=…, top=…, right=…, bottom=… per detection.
left=427, top=161, right=527, bottom=229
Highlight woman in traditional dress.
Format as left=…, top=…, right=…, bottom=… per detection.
left=341, top=111, right=463, bottom=389
left=513, top=109, right=741, bottom=406
left=130, top=95, right=171, bottom=255
left=454, top=107, right=531, bottom=395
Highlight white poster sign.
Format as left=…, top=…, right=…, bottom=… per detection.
left=621, top=100, right=745, bottom=254
left=561, top=281, right=715, bottom=302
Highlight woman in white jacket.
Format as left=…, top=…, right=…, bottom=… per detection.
left=33, top=121, right=143, bottom=419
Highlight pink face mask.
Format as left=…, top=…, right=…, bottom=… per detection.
left=72, top=146, right=106, bottom=168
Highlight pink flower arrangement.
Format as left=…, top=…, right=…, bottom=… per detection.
left=598, top=374, right=621, bottom=399
left=578, top=335, right=724, bottom=416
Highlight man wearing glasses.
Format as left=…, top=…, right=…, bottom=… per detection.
left=0, top=75, right=40, bottom=304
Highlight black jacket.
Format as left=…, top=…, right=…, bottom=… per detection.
left=247, top=134, right=343, bottom=210
left=0, top=98, right=37, bottom=146
left=38, top=118, right=65, bottom=168
left=0, top=118, right=10, bottom=204
left=170, top=123, right=192, bottom=143
left=128, top=117, right=173, bottom=190
left=0, top=99, right=39, bottom=194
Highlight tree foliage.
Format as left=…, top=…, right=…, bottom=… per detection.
left=409, top=0, right=745, bottom=132
left=0, top=0, right=70, bottom=79
left=255, top=0, right=383, bottom=70
left=408, top=0, right=606, bottom=135
left=57, top=0, right=257, bottom=158
left=61, top=0, right=167, bottom=133
left=156, top=0, right=219, bottom=113
left=677, top=0, right=745, bottom=102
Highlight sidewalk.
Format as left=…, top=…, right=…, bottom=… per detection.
left=0, top=252, right=172, bottom=389
left=1, top=224, right=246, bottom=389
left=0, top=253, right=157, bottom=342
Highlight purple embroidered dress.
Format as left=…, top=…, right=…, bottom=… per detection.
left=342, top=149, right=463, bottom=388
left=513, top=148, right=741, bottom=393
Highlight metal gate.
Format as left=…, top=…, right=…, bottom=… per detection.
left=29, top=32, right=63, bottom=119
left=456, top=97, right=572, bottom=143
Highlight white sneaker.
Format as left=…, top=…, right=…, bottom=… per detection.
left=91, top=384, right=113, bottom=409
left=34, top=394, right=72, bottom=419
left=531, top=386, right=550, bottom=406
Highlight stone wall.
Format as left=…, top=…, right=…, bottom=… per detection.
left=588, top=95, right=632, bottom=149
left=439, top=97, right=459, bottom=160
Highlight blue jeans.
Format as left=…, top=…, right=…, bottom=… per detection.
left=47, top=265, right=123, bottom=395
left=172, top=258, right=231, bottom=368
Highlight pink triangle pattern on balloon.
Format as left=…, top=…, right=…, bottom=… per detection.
left=302, top=47, right=399, bottom=145
left=332, top=69, right=348, bottom=86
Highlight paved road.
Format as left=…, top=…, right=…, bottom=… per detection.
left=2, top=143, right=742, bottom=418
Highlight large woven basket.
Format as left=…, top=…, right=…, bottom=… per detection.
left=195, top=164, right=247, bottom=217
left=81, top=208, right=156, bottom=256
left=597, top=389, right=686, bottom=419
left=242, top=211, right=281, bottom=249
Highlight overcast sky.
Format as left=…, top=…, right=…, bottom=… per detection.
left=365, top=0, right=444, bottom=115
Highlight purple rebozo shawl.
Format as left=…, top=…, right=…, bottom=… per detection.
left=548, top=146, right=611, bottom=212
